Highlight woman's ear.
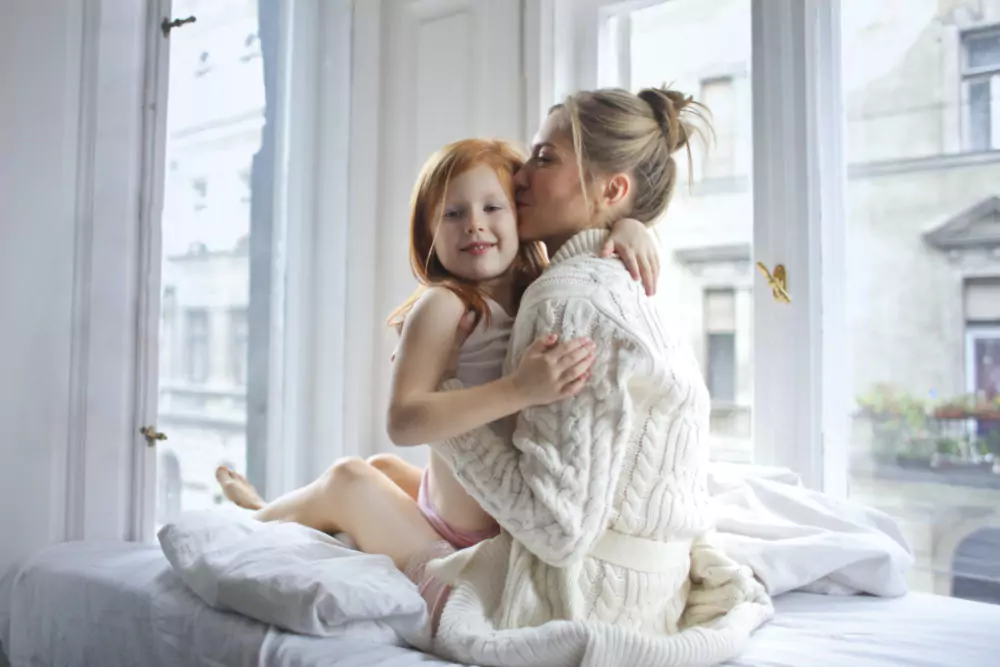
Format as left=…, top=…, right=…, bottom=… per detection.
left=602, top=173, right=632, bottom=208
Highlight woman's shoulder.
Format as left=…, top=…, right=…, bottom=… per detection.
left=521, top=257, right=639, bottom=310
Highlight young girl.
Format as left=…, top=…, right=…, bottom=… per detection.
left=215, top=138, right=658, bottom=577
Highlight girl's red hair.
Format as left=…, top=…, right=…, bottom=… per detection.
left=387, top=138, right=547, bottom=331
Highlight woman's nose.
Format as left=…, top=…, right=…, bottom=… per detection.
left=513, top=164, right=529, bottom=188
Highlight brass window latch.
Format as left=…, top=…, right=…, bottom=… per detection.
left=756, top=262, right=791, bottom=303
left=140, top=425, right=168, bottom=447
left=162, top=15, right=196, bottom=38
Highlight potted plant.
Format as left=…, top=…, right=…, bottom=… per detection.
left=934, top=393, right=1000, bottom=421
left=933, top=394, right=978, bottom=420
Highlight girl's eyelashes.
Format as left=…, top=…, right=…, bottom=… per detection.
left=443, top=202, right=507, bottom=218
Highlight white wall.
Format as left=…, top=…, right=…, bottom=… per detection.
left=0, top=0, right=149, bottom=576
left=0, top=0, right=81, bottom=577
left=362, top=0, right=525, bottom=463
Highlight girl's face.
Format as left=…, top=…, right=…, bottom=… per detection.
left=430, top=164, right=520, bottom=284
left=513, top=110, right=596, bottom=246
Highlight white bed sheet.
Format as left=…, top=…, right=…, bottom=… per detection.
left=0, top=543, right=457, bottom=667
left=2, top=542, right=998, bottom=667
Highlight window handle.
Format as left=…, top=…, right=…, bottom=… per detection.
left=162, top=15, right=197, bottom=38
left=756, top=262, right=791, bottom=303
left=140, top=425, right=168, bottom=447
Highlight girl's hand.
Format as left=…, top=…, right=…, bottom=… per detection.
left=602, top=218, right=660, bottom=296
left=510, top=335, right=596, bottom=406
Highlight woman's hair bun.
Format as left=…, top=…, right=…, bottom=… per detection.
left=637, top=86, right=702, bottom=154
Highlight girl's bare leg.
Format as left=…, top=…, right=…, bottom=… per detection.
left=250, top=457, right=442, bottom=569
left=366, top=453, right=424, bottom=501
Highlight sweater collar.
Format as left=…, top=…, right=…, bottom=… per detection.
left=549, top=229, right=609, bottom=266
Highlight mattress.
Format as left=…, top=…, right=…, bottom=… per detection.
left=2, top=542, right=998, bottom=667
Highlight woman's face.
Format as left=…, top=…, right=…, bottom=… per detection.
left=513, top=110, right=595, bottom=245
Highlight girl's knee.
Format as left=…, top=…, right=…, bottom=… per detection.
left=323, top=457, right=372, bottom=490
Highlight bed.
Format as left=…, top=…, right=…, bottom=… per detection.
left=2, top=542, right=998, bottom=667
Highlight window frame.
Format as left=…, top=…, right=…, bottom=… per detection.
left=132, top=0, right=356, bottom=542
left=534, top=0, right=850, bottom=493
left=960, top=25, right=1000, bottom=152
left=965, top=325, right=1000, bottom=394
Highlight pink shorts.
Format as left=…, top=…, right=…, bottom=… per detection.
left=417, top=469, right=499, bottom=549
left=407, top=470, right=499, bottom=633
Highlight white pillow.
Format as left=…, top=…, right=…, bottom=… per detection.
left=158, top=510, right=430, bottom=646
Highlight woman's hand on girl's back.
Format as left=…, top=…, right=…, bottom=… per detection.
left=510, top=335, right=596, bottom=406
left=602, top=218, right=661, bottom=297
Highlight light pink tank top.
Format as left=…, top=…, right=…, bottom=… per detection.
left=453, top=299, right=513, bottom=388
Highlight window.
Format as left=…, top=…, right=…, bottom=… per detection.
left=699, top=77, right=737, bottom=178
left=845, top=6, right=1000, bottom=605
left=191, top=177, right=208, bottom=211
left=612, top=0, right=755, bottom=461
left=229, top=309, right=248, bottom=386
left=156, top=2, right=271, bottom=529
left=704, top=289, right=737, bottom=402
left=241, top=32, right=261, bottom=62
left=965, top=280, right=1000, bottom=459
left=962, top=28, right=1000, bottom=152
left=184, top=310, right=210, bottom=383
left=195, top=50, right=212, bottom=77
left=238, top=168, right=251, bottom=205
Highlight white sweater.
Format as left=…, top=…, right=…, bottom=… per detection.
left=428, top=229, right=773, bottom=667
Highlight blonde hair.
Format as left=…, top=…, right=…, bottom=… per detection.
left=554, top=86, right=711, bottom=225
left=387, top=138, right=547, bottom=331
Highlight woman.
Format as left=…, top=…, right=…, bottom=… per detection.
left=415, top=86, right=773, bottom=666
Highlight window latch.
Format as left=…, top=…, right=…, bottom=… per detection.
left=756, top=262, right=791, bottom=303
left=140, top=425, right=168, bottom=447
left=162, top=15, right=197, bottom=38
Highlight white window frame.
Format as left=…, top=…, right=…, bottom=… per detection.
left=131, top=0, right=355, bottom=542
left=965, top=326, right=1000, bottom=395
left=527, top=0, right=850, bottom=493
left=960, top=26, right=1000, bottom=152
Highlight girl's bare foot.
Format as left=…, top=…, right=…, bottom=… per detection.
left=215, top=466, right=265, bottom=510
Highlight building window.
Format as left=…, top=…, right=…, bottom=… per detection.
left=962, top=28, right=1000, bottom=152
left=229, top=309, right=249, bottom=386
left=964, top=279, right=1000, bottom=446
left=704, top=289, right=737, bottom=402
left=184, top=309, right=210, bottom=383
left=191, top=177, right=208, bottom=212
left=241, top=33, right=262, bottom=63
left=699, top=76, right=737, bottom=178
left=195, top=50, right=212, bottom=77
left=238, top=169, right=251, bottom=205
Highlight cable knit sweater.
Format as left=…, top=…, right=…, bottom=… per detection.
left=427, top=229, right=773, bottom=667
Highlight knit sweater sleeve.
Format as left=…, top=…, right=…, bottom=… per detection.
left=434, top=295, right=639, bottom=567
